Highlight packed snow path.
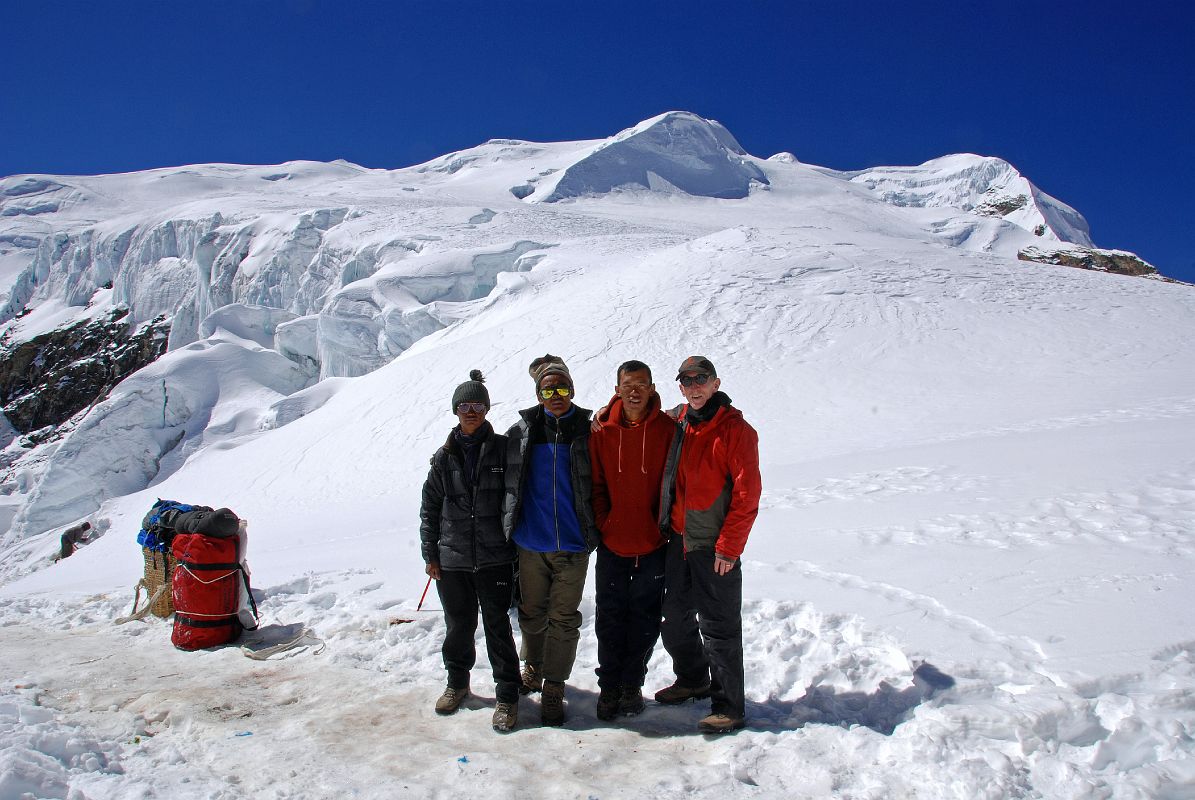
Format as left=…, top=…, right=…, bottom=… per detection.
left=2, top=581, right=1192, bottom=799
left=4, top=417, right=1194, bottom=800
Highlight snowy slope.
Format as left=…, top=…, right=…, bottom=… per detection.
left=1, top=113, right=1194, bottom=799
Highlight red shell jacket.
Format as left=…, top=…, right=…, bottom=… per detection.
left=667, top=403, right=761, bottom=559
left=589, top=392, right=679, bottom=557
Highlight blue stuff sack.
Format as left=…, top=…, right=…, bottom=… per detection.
left=137, top=499, right=197, bottom=552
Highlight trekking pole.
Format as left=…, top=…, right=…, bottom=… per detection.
left=416, top=575, right=433, bottom=611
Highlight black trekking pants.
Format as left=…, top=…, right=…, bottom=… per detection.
left=659, top=533, right=745, bottom=718
left=595, top=543, right=666, bottom=691
left=437, top=563, right=521, bottom=703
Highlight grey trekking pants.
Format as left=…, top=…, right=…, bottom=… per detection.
left=517, top=547, right=591, bottom=683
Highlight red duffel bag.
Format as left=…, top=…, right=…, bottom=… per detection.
left=171, top=527, right=258, bottom=650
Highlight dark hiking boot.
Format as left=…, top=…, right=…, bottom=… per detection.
left=698, top=712, right=746, bottom=734
left=435, top=685, right=469, bottom=715
left=520, top=663, right=543, bottom=695
left=492, top=700, right=518, bottom=732
left=541, top=680, right=566, bottom=726
left=653, top=681, right=711, bottom=705
left=596, top=687, right=620, bottom=721
left=618, top=686, right=645, bottom=717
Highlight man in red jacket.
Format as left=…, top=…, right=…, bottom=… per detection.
left=589, top=360, right=679, bottom=721
left=655, top=356, right=761, bottom=733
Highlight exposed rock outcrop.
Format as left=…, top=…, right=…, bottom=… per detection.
left=0, top=308, right=170, bottom=435
left=1018, top=246, right=1159, bottom=278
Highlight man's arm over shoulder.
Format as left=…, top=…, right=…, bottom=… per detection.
left=714, top=418, right=762, bottom=560
left=589, top=429, right=611, bottom=530
left=501, top=418, right=529, bottom=535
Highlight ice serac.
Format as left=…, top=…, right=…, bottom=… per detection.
left=316, top=240, right=550, bottom=378
left=532, top=111, right=769, bottom=202
left=198, top=303, right=300, bottom=351
left=848, top=154, right=1094, bottom=247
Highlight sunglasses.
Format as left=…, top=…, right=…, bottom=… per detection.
left=456, top=402, right=487, bottom=414
left=539, top=386, right=573, bottom=400
left=679, top=373, right=712, bottom=387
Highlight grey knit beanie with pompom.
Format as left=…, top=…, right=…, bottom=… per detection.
left=451, top=369, right=491, bottom=411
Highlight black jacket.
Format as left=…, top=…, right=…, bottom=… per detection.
left=502, top=405, right=600, bottom=552
left=420, top=422, right=515, bottom=571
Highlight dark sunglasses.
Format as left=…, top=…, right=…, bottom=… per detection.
left=456, top=402, right=487, bottom=414
left=679, top=373, right=712, bottom=387
left=539, top=386, right=572, bottom=400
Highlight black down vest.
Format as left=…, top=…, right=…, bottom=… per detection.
left=419, top=423, right=515, bottom=571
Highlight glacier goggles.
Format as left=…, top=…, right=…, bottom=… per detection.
left=678, top=373, right=712, bottom=387
left=455, top=402, right=487, bottom=414
left=539, top=386, right=573, bottom=400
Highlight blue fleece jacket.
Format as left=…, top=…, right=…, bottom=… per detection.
left=512, top=406, right=587, bottom=553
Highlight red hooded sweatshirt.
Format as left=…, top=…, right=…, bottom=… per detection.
left=589, top=392, right=679, bottom=557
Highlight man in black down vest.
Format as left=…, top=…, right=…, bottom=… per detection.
left=420, top=370, right=520, bottom=732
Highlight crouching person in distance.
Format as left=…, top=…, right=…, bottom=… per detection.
left=503, top=354, right=599, bottom=726
left=589, top=360, right=679, bottom=721
left=656, top=356, right=761, bottom=734
left=420, top=370, right=520, bottom=733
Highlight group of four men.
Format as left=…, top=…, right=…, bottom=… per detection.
left=418, top=354, right=761, bottom=734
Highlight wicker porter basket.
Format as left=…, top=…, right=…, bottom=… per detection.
left=138, top=546, right=177, bottom=618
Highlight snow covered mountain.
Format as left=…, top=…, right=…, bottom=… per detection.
left=1, top=112, right=1193, bottom=798
left=0, top=112, right=1171, bottom=543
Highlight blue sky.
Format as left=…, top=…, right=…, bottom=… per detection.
left=4, top=1, right=1192, bottom=282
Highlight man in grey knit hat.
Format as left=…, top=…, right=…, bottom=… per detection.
left=421, top=369, right=521, bottom=732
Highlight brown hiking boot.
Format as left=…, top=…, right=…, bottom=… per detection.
left=434, top=685, right=469, bottom=715
left=520, top=663, right=543, bottom=695
left=595, top=687, right=620, bottom=721
left=540, top=680, right=566, bottom=726
left=618, top=686, right=645, bottom=716
left=653, top=681, right=711, bottom=705
left=492, top=700, right=518, bottom=732
left=698, top=713, right=746, bottom=734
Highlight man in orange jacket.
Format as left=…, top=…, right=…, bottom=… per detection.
left=654, top=356, right=762, bottom=733
left=589, top=360, right=679, bottom=721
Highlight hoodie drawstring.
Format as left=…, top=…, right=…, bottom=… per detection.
left=640, top=420, right=648, bottom=474
left=616, top=417, right=650, bottom=475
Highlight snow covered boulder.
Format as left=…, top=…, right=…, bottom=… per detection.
left=529, top=111, right=769, bottom=202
